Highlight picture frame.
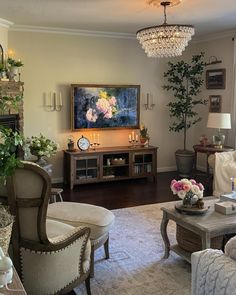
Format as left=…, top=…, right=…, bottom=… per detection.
left=71, top=84, right=140, bottom=130
left=206, top=68, right=226, bottom=89
left=209, top=95, right=222, bottom=113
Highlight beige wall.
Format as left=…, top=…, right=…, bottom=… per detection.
left=191, top=37, right=234, bottom=169
left=9, top=31, right=190, bottom=181
left=9, top=30, right=232, bottom=180
left=0, top=26, right=8, bottom=53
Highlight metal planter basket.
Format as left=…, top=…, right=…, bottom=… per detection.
left=0, top=222, right=13, bottom=255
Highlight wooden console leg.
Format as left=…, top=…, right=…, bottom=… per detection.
left=104, top=237, right=109, bottom=259
left=90, top=246, right=95, bottom=278
left=85, top=276, right=91, bottom=295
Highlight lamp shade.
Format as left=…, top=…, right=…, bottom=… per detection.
left=207, top=113, right=231, bottom=129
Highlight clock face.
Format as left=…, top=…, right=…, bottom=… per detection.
left=77, top=136, right=90, bottom=151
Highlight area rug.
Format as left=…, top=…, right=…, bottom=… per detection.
left=75, top=202, right=191, bottom=295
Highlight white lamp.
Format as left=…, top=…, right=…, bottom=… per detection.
left=207, top=113, right=231, bottom=147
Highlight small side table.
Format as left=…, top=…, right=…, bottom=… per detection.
left=193, top=144, right=234, bottom=193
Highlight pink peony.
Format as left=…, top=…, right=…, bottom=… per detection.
left=104, top=107, right=113, bottom=119
left=197, top=183, right=204, bottom=191
left=173, top=181, right=183, bottom=192
left=190, top=179, right=197, bottom=185
left=96, top=98, right=110, bottom=114
left=183, top=184, right=191, bottom=192
left=109, top=96, right=117, bottom=106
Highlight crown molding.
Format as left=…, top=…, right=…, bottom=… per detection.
left=10, top=24, right=136, bottom=39
left=193, top=29, right=236, bottom=43
left=0, top=18, right=14, bottom=29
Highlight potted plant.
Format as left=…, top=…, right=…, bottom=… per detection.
left=67, top=135, right=75, bottom=151
left=139, top=124, right=150, bottom=146
left=7, top=58, right=23, bottom=82
left=0, top=127, right=24, bottom=185
left=0, top=205, right=14, bottom=255
left=26, top=134, right=58, bottom=165
left=163, top=53, right=207, bottom=177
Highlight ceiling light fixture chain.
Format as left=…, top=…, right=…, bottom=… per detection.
left=162, top=1, right=170, bottom=25
left=137, top=0, right=195, bottom=58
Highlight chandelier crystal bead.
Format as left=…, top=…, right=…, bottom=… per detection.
left=137, top=1, right=194, bottom=58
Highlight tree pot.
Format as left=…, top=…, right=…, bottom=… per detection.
left=175, top=149, right=195, bottom=177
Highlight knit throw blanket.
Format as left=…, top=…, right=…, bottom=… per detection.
left=213, top=151, right=236, bottom=197
left=192, top=249, right=236, bottom=295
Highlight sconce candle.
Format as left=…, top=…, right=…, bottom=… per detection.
left=136, top=134, right=138, bottom=141
left=59, top=92, right=62, bottom=106
left=97, top=133, right=100, bottom=144
left=129, top=134, right=132, bottom=141
left=132, top=131, right=135, bottom=141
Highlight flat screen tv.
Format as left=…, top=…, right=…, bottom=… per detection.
left=71, top=84, right=140, bottom=130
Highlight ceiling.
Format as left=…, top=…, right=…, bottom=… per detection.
left=0, top=0, right=236, bottom=39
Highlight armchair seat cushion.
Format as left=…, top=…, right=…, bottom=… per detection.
left=47, top=202, right=115, bottom=241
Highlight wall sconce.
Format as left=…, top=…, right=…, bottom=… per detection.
left=44, top=92, right=63, bottom=112
left=144, top=93, right=155, bottom=110
left=205, top=56, right=222, bottom=66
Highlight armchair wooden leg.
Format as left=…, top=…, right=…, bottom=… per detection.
left=85, top=276, right=91, bottom=295
left=104, top=237, right=109, bottom=259
left=90, top=246, right=95, bottom=278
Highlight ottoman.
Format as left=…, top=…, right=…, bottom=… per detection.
left=47, top=202, right=115, bottom=277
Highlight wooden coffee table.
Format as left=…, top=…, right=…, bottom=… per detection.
left=160, top=198, right=236, bottom=263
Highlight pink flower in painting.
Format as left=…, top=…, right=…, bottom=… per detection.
left=96, top=98, right=110, bottom=114
left=104, top=107, right=113, bottom=119
left=109, top=96, right=117, bottom=106
left=86, top=108, right=98, bottom=122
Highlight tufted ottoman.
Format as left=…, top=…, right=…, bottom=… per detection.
left=47, top=202, right=115, bottom=277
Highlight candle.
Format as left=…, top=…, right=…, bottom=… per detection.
left=97, top=133, right=100, bottom=144
left=93, top=133, right=96, bottom=143
left=53, top=92, right=56, bottom=107
left=59, top=92, right=62, bottom=106
left=49, top=92, right=52, bottom=106
left=132, top=131, right=135, bottom=141
left=147, top=93, right=150, bottom=106
left=136, top=134, right=138, bottom=141
left=4, top=53, right=7, bottom=68
left=129, top=134, right=132, bottom=141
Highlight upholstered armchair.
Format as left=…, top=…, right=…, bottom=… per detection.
left=191, top=236, right=236, bottom=295
left=7, top=162, right=91, bottom=295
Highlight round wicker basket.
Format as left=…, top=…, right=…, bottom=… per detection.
left=0, top=222, right=13, bottom=255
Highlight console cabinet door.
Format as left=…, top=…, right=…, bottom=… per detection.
left=132, top=151, right=155, bottom=177
left=75, top=155, right=100, bottom=183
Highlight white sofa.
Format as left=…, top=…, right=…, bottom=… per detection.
left=208, top=151, right=236, bottom=197
left=191, top=236, right=236, bottom=295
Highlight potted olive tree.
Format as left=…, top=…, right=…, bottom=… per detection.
left=163, top=53, right=207, bottom=177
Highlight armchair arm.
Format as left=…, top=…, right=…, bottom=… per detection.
left=20, top=226, right=90, bottom=252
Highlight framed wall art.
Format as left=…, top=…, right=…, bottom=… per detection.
left=71, top=84, right=140, bottom=130
left=206, top=68, right=226, bottom=89
left=209, top=95, right=222, bottom=113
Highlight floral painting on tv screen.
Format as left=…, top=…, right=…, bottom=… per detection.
left=72, top=84, right=140, bottom=130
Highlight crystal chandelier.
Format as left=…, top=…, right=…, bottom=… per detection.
left=136, top=0, right=195, bottom=58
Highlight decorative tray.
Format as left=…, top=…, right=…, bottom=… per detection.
left=175, top=203, right=209, bottom=215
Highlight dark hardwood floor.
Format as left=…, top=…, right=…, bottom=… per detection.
left=60, top=171, right=210, bottom=210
